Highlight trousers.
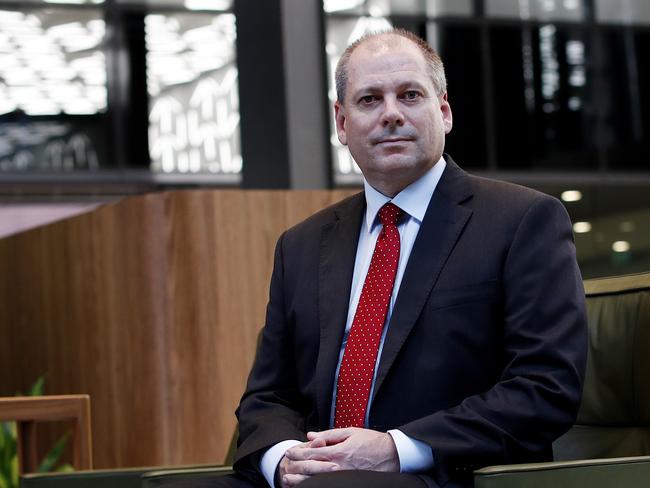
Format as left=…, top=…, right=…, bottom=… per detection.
left=161, top=471, right=430, bottom=488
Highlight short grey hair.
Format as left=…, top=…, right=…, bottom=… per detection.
left=335, top=28, right=447, bottom=103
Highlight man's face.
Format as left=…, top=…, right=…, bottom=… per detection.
left=335, top=37, right=452, bottom=196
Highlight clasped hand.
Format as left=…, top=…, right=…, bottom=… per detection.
left=278, top=427, right=399, bottom=487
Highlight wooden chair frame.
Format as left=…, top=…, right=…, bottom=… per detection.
left=0, top=395, right=92, bottom=473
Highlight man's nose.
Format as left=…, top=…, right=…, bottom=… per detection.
left=381, top=97, right=404, bottom=127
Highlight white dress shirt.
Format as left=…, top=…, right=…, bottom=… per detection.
left=260, top=157, right=447, bottom=487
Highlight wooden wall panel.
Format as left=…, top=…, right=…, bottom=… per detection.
left=0, top=189, right=356, bottom=469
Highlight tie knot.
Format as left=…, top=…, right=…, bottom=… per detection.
left=378, top=202, right=403, bottom=227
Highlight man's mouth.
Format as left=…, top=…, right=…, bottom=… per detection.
left=376, top=137, right=412, bottom=144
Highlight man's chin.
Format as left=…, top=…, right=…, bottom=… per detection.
left=371, top=155, right=419, bottom=173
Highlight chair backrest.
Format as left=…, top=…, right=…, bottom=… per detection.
left=553, top=272, right=650, bottom=460
left=0, top=394, right=92, bottom=473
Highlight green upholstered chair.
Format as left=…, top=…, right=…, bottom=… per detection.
left=475, top=271, right=650, bottom=487
left=19, top=424, right=239, bottom=488
left=141, top=466, right=234, bottom=487
left=21, top=467, right=160, bottom=488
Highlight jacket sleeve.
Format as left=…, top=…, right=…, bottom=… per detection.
left=399, top=195, right=588, bottom=486
left=233, top=231, right=309, bottom=484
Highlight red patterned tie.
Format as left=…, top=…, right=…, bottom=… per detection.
left=334, top=202, right=403, bottom=428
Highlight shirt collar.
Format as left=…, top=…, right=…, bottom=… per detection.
left=363, top=156, right=446, bottom=232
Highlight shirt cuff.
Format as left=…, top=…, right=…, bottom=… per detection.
left=387, top=429, right=434, bottom=473
left=260, top=439, right=303, bottom=488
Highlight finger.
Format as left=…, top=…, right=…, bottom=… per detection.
left=307, top=428, right=353, bottom=445
left=285, top=457, right=339, bottom=474
left=282, top=473, right=309, bottom=487
left=308, top=437, right=327, bottom=448
left=285, top=445, right=337, bottom=462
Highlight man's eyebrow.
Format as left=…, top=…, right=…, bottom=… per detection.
left=351, top=80, right=430, bottom=98
left=396, top=80, right=428, bottom=91
left=350, top=84, right=382, bottom=98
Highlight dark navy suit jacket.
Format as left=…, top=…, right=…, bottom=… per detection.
left=233, top=156, right=588, bottom=487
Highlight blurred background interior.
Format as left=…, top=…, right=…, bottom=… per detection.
left=0, top=0, right=649, bottom=278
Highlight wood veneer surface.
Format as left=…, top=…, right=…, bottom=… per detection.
left=0, top=189, right=356, bottom=468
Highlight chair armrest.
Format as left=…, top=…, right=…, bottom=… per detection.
left=19, top=464, right=225, bottom=488
left=474, top=455, right=650, bottom=488
left=21, top=467, right=154, bottom=488
left=142, top=466, right=234, bottom=487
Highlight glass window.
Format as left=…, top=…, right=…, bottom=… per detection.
left=594, top=29, right=650, bottom=170
left=486, top=0, right=585, bottom=21
left=324, top=0, right=471, bottom=16
left=117, top=0, right=232, bottom=8
left=0, top=8, right=106, bottom=116
left=431, top=23, right=487, bottom=168
left=490, top=24, right=597, bottom=170
left=529, top=184, right=650, bottom=279
left=0, top=7, right=108, bottom=171
left=595, top=0, right=650, bottom=25
left=323, top=0, right=378, bottom=16
left=8, top=0, right=104, bottom=4
left=146, top=12, right=241, bottom=175
left=425, top=0, right=472, bottom=17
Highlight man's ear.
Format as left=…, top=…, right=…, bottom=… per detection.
left=334, top=101, right=348, bottom=146
left=440, top=92, right=453, bottom=134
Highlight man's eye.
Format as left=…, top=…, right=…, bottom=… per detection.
left=403, top=90, right=420, bottom=100
left=359, top=95, right=376, bottom=104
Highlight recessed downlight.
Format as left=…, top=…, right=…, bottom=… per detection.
left=572, top=222, right=591, bottom=233
left=561, top=190, right=582, bottom=202
left=612, top=241, right=630, bottom=253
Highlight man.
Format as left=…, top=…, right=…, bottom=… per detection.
left=231, top=29, right=587, bottom=488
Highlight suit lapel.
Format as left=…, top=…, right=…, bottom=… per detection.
left=315, top=193, right=365, bottom=428
left=372, top=158, right=474, bottom=401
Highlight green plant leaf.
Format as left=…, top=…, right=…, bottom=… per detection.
left=9, top=457, right=17, bottom=488
left=55, top=464, right=73, bottom=473
left=0, top=423, right=16, bottom=477
left=0, top=422, right=12, bottom=440
left=36, top=432, right=69, bottom=473
left=0, top=421, right=16, bottom=488
left=0, top=470, right=9, bottom=488
left=28, top=377, right=45, bottom=397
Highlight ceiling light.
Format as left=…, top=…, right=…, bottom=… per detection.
left=0, top=100, right=17, bottom=115
left=44, top=67, right=76, bottom=81
left=46, top=84, right=82, bottom=103
left=46, top=22, right=86, bottom=40
left=63, top=100, right=96, bottom=115
left=9, top=87, right=41, bottom=104
left=23, top=100, right=60, bottom=116
left=43, top=0, right=86, bottom=4
left=561, top=190, right=582, bottom=202
left=185, top=0, right=231, bottom=11
left=0, top=54, right=20, bottom=69
left=60, top=35, right=102, bottom=52
left=184, top=25, right=219, bottom=45
left=323, top=0, right=364, bottom=13
left=3, top=68, right=37, bottom=85
left=572, top=222, right=591, bottom=234
left=612, top=241, right=631, bottom=253
left=160, top=70, right=197, bottom=86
